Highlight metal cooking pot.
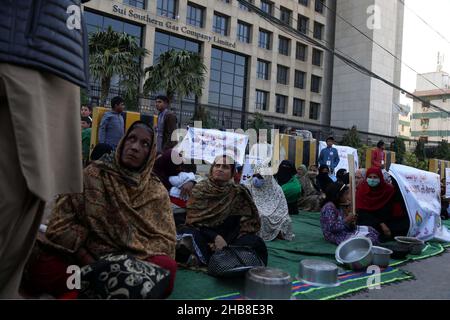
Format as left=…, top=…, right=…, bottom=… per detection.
left=244, top=267, right=292, bottom=300
left=298, top=259, right=340, bottom=287
left=335, top=237, right=373, bottom=271
left=372, top=246, right=393, bottom=267
left=395, top=236, right=425, bottom=255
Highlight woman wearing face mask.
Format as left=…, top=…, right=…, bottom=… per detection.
left=244, top=165, right=294, bottom=241
left=356, top=168, right=408, bottom=241
left=297, top=165, right=322, bottom=212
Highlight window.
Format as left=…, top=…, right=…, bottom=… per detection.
left=186, top=3, right=204, bottom=28
left=299, top=0, right=309, bottom=6
left=256, top=90, right=269, bottom=110
left=276, top=94, right=287, bottom=113
left=312, top=48, right=323, bottom=66
left=294, top=70, right=305, bottom=89
left=309, top=102, right=320, bottom=120
left=315, top=0, right=324, bottom=14
left=257, top=59, right=270, bottom=80
left=278, top=36, right=290, bottom=56
left=298, top=15, right=309, bottom=35
left=296, top=42, right=308, bottom=61
left=239, top=0, right=252, bottom=11
left=219, top=0, right=231, bottom=3
left=157, top=0, right=177, bottom=18
left=213, top=13, right=229, bottom=36
left=154, top=31, right=201, bottom=63
left=277, top=65, right=289, bottom=85
left=280, top=7, right=292, bottom=26
left=421, top=119, right=430, bottom=129
left=259, top=29, right=271, bottom=50
left=209, top=47, right=247, bottom=110
left=311, top=75, right=322, bottom=93
left=314, top=21, right=324, bottom=40
left=293, top=98, right=305, bottom=117
left=260, top=0, right=273, bottom=15
left=237, top=21, right=251, bottom=43
left=123, top=0, right=145, bottom=9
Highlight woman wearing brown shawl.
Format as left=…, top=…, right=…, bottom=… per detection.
left=25, top=122, right=177, bottom=298
left=176, top=155, right=268, bottom=266
left=297, top=164, right=322, bottom=212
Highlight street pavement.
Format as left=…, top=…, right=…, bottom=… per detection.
left=345, top=250, right=450, bottom=299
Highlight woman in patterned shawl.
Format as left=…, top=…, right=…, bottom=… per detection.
left=25, top=121, right=177, bottom=298
left=243, top=164, right=294, bottom=241
left=176, top=155, right=268, bottom=266
left=297, top=164, right=322, bottom=212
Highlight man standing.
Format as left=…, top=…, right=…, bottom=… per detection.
left=98, top=96, right=125, bottom=150
left=318, top=136, right=340, bottom=174
left=0, top=0, right=90, bottom=298
left=371, top=140, right=386, bottom=169
left=155, top=95, right=178, bottom=154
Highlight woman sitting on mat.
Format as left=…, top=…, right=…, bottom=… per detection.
left=275, top=160, right=302, bottom=215
left=317, top=164, right=334, bottom=194
left=176, top=155, right=268, bottom=267
left=356, top=168, right=409, bottom=241
left=320, top=182, right=379, bottom=245
left=243, top=164, right=294, bottom=241
left=24, top=122, right=177, bottom=299
left=297, top=164, right=322, bottom=212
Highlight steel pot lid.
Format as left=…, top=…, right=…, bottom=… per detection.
left=247, top=267, right=291, bottom=285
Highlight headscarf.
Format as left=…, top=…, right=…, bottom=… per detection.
left=297, top=164, right=308, bottom=178
left=356, top=167, right=396, bottom=212
left=44, top=121, right=176, bottom=259
left=185, top=156, right=261, bottom=235
left=243, top=164, right=293, bottom=241
left=153, top=148, right=181, bottom=191
left=274, top=160, right=297, bottom=186
left=317, top=164, right=333, bottom=192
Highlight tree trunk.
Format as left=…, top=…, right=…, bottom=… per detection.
left=100, top=77, right=111, bottom=107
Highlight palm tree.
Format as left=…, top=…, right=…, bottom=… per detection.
left=143, top=49, right=206, bottom=106
left=89, top=26, right=148, bottom=105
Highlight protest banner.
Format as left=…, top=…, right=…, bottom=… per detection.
left=318, top=141, right=359, bottom=173
left=389, top=164, right=450, bottom=242
left=176, top=127, right=248, bottom=165
left=446, top=168, right=450, bottom=199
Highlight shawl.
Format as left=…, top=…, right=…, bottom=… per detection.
left=185, top=163, right=261, bottom=235
left=43, top=121, right=176, bottom=259
left=243, top=164, right=293, bottom=241
left=356, top=167, right=396, bottom=212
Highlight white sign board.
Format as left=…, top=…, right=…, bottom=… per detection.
left=389, top=164, right=450, bottom=242
left=177, top=128, right=248, bottom=165
left=318, top=141, right=359, bottom=173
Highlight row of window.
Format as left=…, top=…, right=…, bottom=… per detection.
left=257, top=60, right=322, bottom=92
left=255, top=90, right=321, bottom=120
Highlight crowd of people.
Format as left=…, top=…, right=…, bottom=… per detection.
left=19, top=106, right=427, bottom=299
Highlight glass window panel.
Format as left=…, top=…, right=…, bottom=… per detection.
left=234, top=75, right=244, bottom=86
left=211, top=58, right=222, bottom=71
left=209, top=92, right=220, bottom=105
left=234, top=64, right=245, bottom=76
left=209, top=81, right=221, bottom=93
left=222, top=72, right=234, bottom=84
left=155, top=32, right=170, bottom=45
left=233, top=97, right=243, bottom=108
left=210, top=69, right=221, bottom=81
left=222, top=51, right=235, bottom=63
left=103, top=17, right=123, bottom=32
left=222, top=61, right=235, bottom=72
left=234, top=86, right=244, bottom=97
left=221, top=83, right=234, bottom=95
left=220, top=94, right=233, bottom=106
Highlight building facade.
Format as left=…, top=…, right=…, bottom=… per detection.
left=411, top=71, right=450, bottom=143
left=330, top=0, right=404, bottom=137
left=397, top=103, right=411, bottom=139
left=82, top=0, right=335, bottom=132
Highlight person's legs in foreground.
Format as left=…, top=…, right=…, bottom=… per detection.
left=0, top=88, right=45, bottom=298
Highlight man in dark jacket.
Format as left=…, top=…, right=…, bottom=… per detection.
left=0, top=0, right=90, bottom=298
left=155, top=95, right=178, bottom=154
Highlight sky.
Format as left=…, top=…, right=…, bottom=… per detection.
left=400, top=0, right=450, bottom=105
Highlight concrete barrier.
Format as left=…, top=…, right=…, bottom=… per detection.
left=272, top=133, right=318, bottom=169
left=429, top=159, right=450, bottom=179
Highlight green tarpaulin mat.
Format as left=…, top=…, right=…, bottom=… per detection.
left=170, top=213, right=430, bottom=300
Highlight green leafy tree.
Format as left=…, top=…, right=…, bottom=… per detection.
left=391, top=137, right=406, bottom=164
left=415, top=140, right=426, bottom=161
left=143, top=49, right=206, bottom=107
left=435, top=139, right=450, bottom=160
left=403, top=151, right=428, bottom=170
left=191, top=105, right=217, bottom=129
left=89, top=26, right=148, bottom=106
left=340, top=126, right=363, bottom=149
